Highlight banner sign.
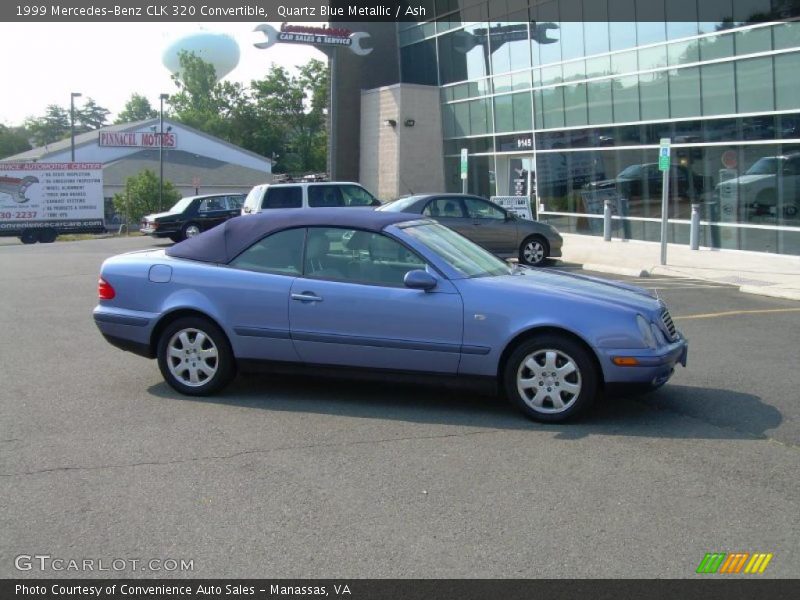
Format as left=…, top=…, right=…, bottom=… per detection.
left=492, top=196, right=533, bottom=220
left=0, top=162, right=103, bottom=230
left=254, top=23, right=373, bottom=55
left=99, top=131, right=177, bottom=148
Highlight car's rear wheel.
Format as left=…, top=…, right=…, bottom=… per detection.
left=19, top=229, right=39, bottom=244
left=503, top=334, right=598, bottom=422
left=157, top=316, right=235, bottom=396
left=38, top=228, right=57, bottom=243
left=181, top=223, right=201, bottom=240
left=519, top=235, right=548, bottom=266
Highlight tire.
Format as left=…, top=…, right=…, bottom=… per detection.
left=168, top=233, right=181, bottom=243
left=502, top=334, right=598, bottom=423
left=38, top=228, right=57, bottom=243
left=157, top=316, right=235, bottom=396
left=519, top=235, right=549, bottom=266
left=180, top=222, right=201, bottom=241
left=20, top=230, right=39, bottom=244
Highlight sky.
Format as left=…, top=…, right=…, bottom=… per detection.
left=0, top=22, right=325, bottom=126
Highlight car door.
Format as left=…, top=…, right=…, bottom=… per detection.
left=461, top=197, right=516, bottom=254
left=288, top=227, right=464, bottom=373
left=221, top=227, right=306, bottom=362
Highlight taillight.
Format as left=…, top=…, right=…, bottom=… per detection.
left=98, top=277, right=115, bottom=300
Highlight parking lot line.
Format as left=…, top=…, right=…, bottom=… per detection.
left=673, top=307, right=800, bottom=320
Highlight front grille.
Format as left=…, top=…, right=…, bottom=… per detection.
left=661, top=307, right=677, bottom=341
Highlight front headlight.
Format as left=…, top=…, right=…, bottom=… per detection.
left=637, top=314, right=656, bottom=349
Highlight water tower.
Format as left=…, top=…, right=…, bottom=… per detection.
left=162, top=31, right=240, bottom=81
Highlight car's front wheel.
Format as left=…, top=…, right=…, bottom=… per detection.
left=503, top=334, right=598, bottom=422
left=519, top=235, right=548, bottom=266
left=157, top=316, right=235, bottom=396
left=181, top=223, right=201, bottom=241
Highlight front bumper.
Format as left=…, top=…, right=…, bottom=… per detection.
left=599, top=335, right=688, bottom=392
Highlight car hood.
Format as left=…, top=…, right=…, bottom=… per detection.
left=473, top=267, right=661, bottom=314
left=716, top=174, right=773, bottom=187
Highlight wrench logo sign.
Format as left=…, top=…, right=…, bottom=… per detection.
left=254, top=23, right=373, bottom=56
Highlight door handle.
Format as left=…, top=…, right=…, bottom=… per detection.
left=291, top=292, right=323, bottom=303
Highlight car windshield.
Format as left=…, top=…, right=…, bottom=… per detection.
left=377, top=196, right=423, bottom=212
left=168, top=197, right=194, bottom=213
left=617, top=165, right=644, bottom=179
left=402, top=222, right=511, bottom=278
left=746, top=157, right=780, bottom=175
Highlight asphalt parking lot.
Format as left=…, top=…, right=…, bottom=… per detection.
left=1, top=236, right=798, bottom=578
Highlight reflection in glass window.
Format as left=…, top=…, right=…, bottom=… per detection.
left=588, top=79, right=614, bottom=125
left=564, top=83, right=588, bottom=126
left=611, top=50, right=638, bottom=76
left=639, top=72, right=669, bottom=120
left=230, top=228, right=305, bottom=275
left=437, top=23, right=491, bottom=85
left=666, top=0, right=699, bottom=39
left=531, top=0, right=561, bottom=65
left=669, top=67, right=701, bottom=118
left=774, top=21, right=800, bottom=50
left=775, top=53, right=800, bottom=111
left=638, top=45, right=668, bottom=71
left=613, top=76, right=640, bottom=122
left=541, top=86, right=565, bottom=129
left=469, top=99, right=490, bottom=135
left=400, top=39, right=438, bottom=86
left=583, top=20, right=609, bottom=57
left=736, top=57, right=774, bottom=113
left=700, top=33, right=734, bottom=61
left=513, top=92, right=533, bottom=130
left=489, top=20, right=531, bottom=75
left=667, top=39, right=700, bottom=66
left=701, top=63, right=736, bottom=115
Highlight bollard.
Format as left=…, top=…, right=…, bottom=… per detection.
left=603, top=199, right=612, bottom=242
left=690, top=203, right=700, bottom=250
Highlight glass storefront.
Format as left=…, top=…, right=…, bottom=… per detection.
left=399, top=1, right=800, bottom=255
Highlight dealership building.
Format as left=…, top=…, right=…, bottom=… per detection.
left=329, top=1, right=800, bottom=255
left=4, top=118, right=272, bottom=221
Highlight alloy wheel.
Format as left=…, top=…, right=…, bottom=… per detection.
left=166, top=328, right=219, bottom=387
left=516, top=349, right=582, bottom=414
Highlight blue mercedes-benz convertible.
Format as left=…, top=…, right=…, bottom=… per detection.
left=94, top=209, right=687, bottom=422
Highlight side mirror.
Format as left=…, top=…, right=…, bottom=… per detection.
left=404, top=269, right=437, bottom=291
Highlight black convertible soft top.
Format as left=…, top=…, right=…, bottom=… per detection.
left=164, top=208, right=421, bottom=264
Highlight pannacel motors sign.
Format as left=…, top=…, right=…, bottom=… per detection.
left=99, top=131, right=177, bottom=148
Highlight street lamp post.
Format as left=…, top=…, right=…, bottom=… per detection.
left=159, top=93, right=169, bottom=212
left=70, top=92, right=82, bottom=161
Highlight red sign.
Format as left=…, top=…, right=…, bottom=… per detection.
left=99, top=131, right=177, bottom=148
left=721, top=150, right=738, bottom=169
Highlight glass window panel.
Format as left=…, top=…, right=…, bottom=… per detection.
left=562, top=60, right=586, bottom=82
left=231, top=228, right=305, bottom=275
left=735, top=27, right=772, bottom=55
left=513, top=91, right=533, bottom=130
left=533, top=89, right=545, bottom=129
left=736, top=56, right=774, bottom=113
left=636, top=0, right=666, bottom=45
left=400, top=39, right=439, bottom=86
left=454, top=102, right=470, bottom=136
left=775, top=52, right=800, bottom=110
left=585, top=55, right=611, bottom=78
left=611, top=50, right=638, bottom=76
left=531, top=0, right=561, bottom=65
left=701, top=62, right=736, bottom=115
left=441, top=103, right=455, bottom=138
left=540, top=64, right=563, bottom=86
left=452, top=83, right=469, bottom=100
left=609, top=0, right=637, bottom=50
left=639, top=44, right=668, bottom=71
left=700, top=33, right=734, bottom=61
left=698, top=0, right=734, bottom=34
left=437, top=23, right=491, bottom=84
left=613, top=75, right=640, bottom=122
left=774, top=22, right=800, bottom=50
left=560, top=21, right=585, bottom=61
left=583, top=21, right=610, bottom=57
left=733, top=0, right=772, bottom=25
left=511, top=70, right=531, bottom=90
left=666, top=0, right=699, bottom=39
left=494, top=94, right=514, bottom=132
left=493, top=75, right=512, bottom=94
left=588, top=79, right=614, bottom=124
left=668, top=39, right=700, bottom=65
left=541, top=86, right=565, bottom=128
left=563, top=83, right=588, bottom=126
left=669, top=67, right=701, bottom=118
left=639, top=72, right=669, bottom=120
left=469, top=99, right=490, bottom=135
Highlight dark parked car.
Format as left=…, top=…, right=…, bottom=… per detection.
left=584, top=163, right=704, bottom=200
left=140, top=193, right=245, bottom=242
left=378, top=194, right=562, bottom=266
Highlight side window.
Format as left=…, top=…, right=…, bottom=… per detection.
left=263, top=186, right=302, bottom=209
left=242, top=187, right=263, bottom=213
left=308, top=185, right=345, bottom=207
left=423, top=198, right=464, bottom=218
left=463, top=198, right=505, bottom=220
left=340, top=185, right=380, bottom=206
left=226, top=195, right=244, bottom=210
left=304, top=227, right=426, bottom=286
left=229, top=228, right=305, bottom=275
left=199, top=197, right=225, bottom=213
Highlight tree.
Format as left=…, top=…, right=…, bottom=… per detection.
left=76, top=97, right=111, bottom=131
left=115, top=93, right=158, bottom=123
left=0, top=124, right=32, bottom=159
left=24, top=105, right=70, bottom=146
left=112, top=169, right=180, bottom=224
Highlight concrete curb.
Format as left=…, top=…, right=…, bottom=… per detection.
left=580, top=263, right=650, bottom=278
left=739, top=285, right=800, bottom=301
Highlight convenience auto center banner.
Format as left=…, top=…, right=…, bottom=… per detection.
left=0, top=163, right=103, bottom=230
